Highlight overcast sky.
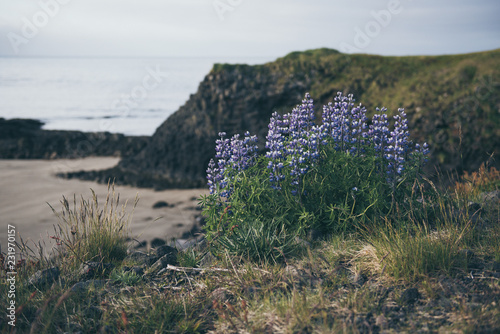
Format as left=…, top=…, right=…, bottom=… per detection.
left=0, top=0, right=499, bottom=59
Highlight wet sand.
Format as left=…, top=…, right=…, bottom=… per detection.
left=0, top=158, right=208, bottom=254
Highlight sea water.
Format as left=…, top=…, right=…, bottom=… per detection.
left=0, top=56, right=273, bottom=136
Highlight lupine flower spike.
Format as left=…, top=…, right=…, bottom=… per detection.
left=208, top=92, right=428, bottom=200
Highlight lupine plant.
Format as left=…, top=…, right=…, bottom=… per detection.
left=200, top=92, right=429, bottom=262
left=206, top=131, right=258, bottom=198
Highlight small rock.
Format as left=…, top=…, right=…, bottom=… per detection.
left=151, top=238, right=166, bottom=248
left=152, top=201, right=170, bottom=209
left=151, top=253, right=178, bottom=271
left=70, top=279, right=107, bottom=293
left=28, top=267, right=60, bottom=286
left=400, top=287, right=420, bottom=305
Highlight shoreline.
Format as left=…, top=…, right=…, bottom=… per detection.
left=0, top=157, right=208, bottom=255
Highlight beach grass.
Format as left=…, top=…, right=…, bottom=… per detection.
left=0, top=165, right=498, bottom=333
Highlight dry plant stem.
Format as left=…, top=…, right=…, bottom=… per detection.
left=165, top=264, right=271, bottom=275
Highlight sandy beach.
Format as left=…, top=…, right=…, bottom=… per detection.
left=0, top=157, right=208, bottom=255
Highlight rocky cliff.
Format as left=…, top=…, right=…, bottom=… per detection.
left=0, top=118, right=148, bottom=159
left=70, top=48, right=500, bottom=188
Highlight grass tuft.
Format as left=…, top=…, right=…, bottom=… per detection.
left=48, top=183, right=136, bottom=270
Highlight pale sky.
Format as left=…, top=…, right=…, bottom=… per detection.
left=0, top=0, right=499, bottom=58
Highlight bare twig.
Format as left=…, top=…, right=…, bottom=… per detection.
left=165, top=264, right=271, bottom=275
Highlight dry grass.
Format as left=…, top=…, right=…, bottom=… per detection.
left=1, top=169, right=499, bottom=333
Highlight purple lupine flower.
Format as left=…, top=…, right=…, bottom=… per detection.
left=368, top=108, right=391, bottom=175
left=265, top=93, right=320, bottom=194
left=337, top=93, right=355, bottom=152
left=266, top=112, right=287, bottom=189
left=288, top=93, right=315, bottom=136
left=368, top=109, right=390, bottom=152
left=206, top=158, right=218, bottom=194
left=348, top=104, right=368, bottom=155
left=385, top=108, right=410, bottom=184
left=285, top=93, right=318, bottom=192
left=413, top=142, right=430, bottom=166
left=422, top=142, right=429, bottom=157
left=209, top=131, right=258, bottom=198
left=308, top=125, right=323, bottom=160
left=209, top=91, right=429, bottom=200
left=323, top=92, right=355, bottom=152
left=214, top=132, right=232, bottom=197
left=321, top=102, right=335, bottom=140
left=322, top=92, right=368, bottom=155
left=229, top=132, right=258, bottom=172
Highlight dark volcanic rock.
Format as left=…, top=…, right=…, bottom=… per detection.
left=0, top=118, right=148, bottom=159
left=152, top=201, right=170, bottom=209
left=151, top=253, right=178, bottom=271
left=154, top=245, right=177, bottom=259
